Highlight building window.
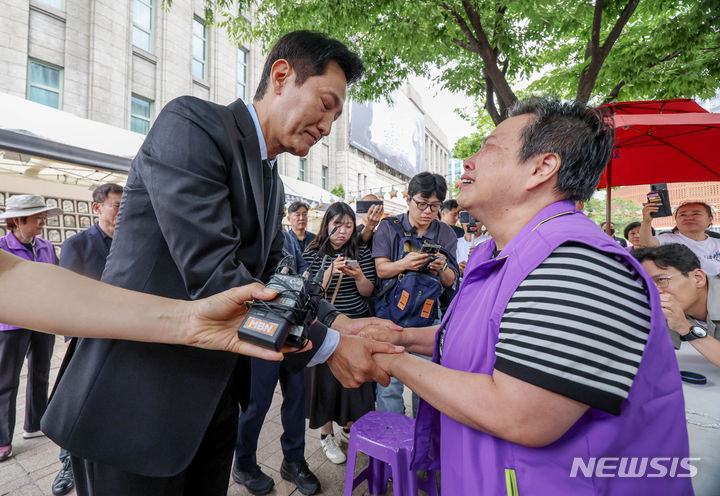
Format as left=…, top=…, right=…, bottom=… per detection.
left=322, top=165, right=328, bottom=190
left=27, top=60, right=62, bottom=109
left=237, top=47, right=248, bottom=100
left=132, top=0, right=153, bottom=52
left=38, top=0, right=64, bottom=9
left=131, top=95, right=152, bottom=134
left=192, top=17, right=207, bottom=80
left=299, top=158, right=307, bottom=181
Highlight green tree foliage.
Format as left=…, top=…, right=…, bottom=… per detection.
left=331, top=184, right=346, bottom=199
left=583, top=196, right=642, bottom=236
left=452, top=133, right=484, bottom=160
left=184, top=0, right=719, bottom=126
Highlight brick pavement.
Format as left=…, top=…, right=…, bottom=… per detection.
left=0, top=339, right=415, bottom=496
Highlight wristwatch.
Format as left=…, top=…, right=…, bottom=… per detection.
left=680, top=325, right=708, bottom=342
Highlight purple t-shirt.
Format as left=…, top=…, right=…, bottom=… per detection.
left=372, top=213, right=458, bottom=263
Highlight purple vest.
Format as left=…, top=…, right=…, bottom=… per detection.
left=0, top=231, right=57, bottom=331
left=412, top=200, right=692, bottom=495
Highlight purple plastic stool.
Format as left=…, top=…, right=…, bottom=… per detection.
left=344, top=411, right=438, bottom=496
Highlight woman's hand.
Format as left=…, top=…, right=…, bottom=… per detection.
left=185, top=283, right=311, bottom=359
left=339, top=262, right=363, bottom=279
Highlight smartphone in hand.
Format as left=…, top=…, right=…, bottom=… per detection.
left=647, top=183, right=672, bottom=218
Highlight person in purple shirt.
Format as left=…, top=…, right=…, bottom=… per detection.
left=363, top=98, right=691, bottom=495
left=0, top=195, right=61, bottom=462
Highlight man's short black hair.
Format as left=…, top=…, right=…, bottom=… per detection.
left=508, top=97, right=615, bottom=202
left=632, top=244, right=701, bottom=275
left=288, top=201, right=309, bottom=214
left=93, top=183, right=123, bottom=204
left=408, top=172, right=447, bottom=202
left=441, top=199, right=459, bottom=212
left=254, top=31, right=365, bottom=101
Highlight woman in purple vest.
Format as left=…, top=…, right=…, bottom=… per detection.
left=0, top=195, right=61, bottom=462
left=364, top=98, right=692, bottom=495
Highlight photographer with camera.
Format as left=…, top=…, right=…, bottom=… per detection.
left=456, top=211, right=490, bottom=277
left=372, top=172, right=458, bottom=415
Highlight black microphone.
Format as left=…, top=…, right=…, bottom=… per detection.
left=304, top=225, right=339, bottom=279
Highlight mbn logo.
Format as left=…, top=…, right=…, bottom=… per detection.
left=244, top=317, right=278, bottom=336
left=570, top=457, right=699, bottom=478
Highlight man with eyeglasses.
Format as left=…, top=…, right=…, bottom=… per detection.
left=372, top=172, right=458, bottom=415
left=58, top=183, right=123, bottom=281
left=634, top=243, right=720, bottom=367
left=47, top=183, right=124, bottom=495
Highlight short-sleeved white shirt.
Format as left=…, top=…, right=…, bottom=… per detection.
left=456, top=234, right=491, bottom=263
left=656, top=232, right=720, bottom=275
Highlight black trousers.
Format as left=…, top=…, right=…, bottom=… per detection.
left=71, top=368, right=239, bottom=496
left=234, top=357, right=306, bottom=470
left=0, top=328, right=55, bottom=446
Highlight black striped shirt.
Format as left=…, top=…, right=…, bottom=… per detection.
left=303, top=244, right=376, bottom=318
left=494, top=242, right=651, bottom=415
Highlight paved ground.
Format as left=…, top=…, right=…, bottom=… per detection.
left=0, top=339, right=414, bottom=496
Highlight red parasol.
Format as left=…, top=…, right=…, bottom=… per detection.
left=594, top=99, right=720, bottom=229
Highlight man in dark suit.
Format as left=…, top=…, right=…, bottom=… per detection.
left=42, top=31, right=400, bottom=495
left=50, top=183, right=123, bottom=495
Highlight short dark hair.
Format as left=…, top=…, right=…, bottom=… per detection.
left=408, top=172, right=447, bottom=202
left=632, top=244, right=701, bottom=275
left=441, top=199, right=459, bottom=212
left=675, top=201, right=712, bottom=218
left=254, top=31, right=365, bottom=101
left=624, top=221, right=655, bottom=239
left=288, top=201, right=309, bottom=214
left=93, top=183, right=123, bottom=204
left=508, top=97, right=615, bottom=202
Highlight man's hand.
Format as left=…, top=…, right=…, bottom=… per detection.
left=660, top=293, right=692, bottom=335
left=186, top=283, right=311, bottom=360
left=326, top=334, right=404, bottom=387
left=366, top=204, right=384, bottom=229
left=459, top=260, right=467, bottom=275
left=428, top=254, right=447, bottom=272
left=332, top=314, right=402, bottom=335
left=403, top=252, right=430, bottom=271
left=359, top=324, right=405, bottom=346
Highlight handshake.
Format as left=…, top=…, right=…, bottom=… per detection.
left=324, top=313, right=408, bottom=388
left=182, top=282, right=413, bottom=389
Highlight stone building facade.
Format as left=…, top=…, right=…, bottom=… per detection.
left=0, top=0, right=449, bottom=200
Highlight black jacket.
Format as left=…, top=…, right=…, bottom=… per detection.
left=42, top=97, right=328, bottom=477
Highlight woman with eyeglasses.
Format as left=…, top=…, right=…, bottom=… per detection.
left=302, top=202, right=377, bottom=465
left=0, top=195, right=62, bottom=462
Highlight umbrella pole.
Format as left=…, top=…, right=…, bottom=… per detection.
left=605, top=162, right=612, bottom=235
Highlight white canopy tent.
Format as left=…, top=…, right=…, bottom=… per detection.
left=0, top=92, right=347, bottom=207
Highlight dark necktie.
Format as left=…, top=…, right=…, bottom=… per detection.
left=263, top=159, right=275, bottom=221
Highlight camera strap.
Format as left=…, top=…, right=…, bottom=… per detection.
left=330, top=273, right=343, bottom=305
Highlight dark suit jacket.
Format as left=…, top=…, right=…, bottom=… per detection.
left=42, top=97, right=328, bottom=477
left=58, top=223, right=110, bottom=280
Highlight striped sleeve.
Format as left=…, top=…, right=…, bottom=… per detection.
left=494, top=242, right=651, bottom=415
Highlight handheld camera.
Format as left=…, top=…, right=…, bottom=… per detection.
left=238, top=256, right=327, bottom=351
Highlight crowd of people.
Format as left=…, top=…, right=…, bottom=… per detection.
left=0, top=28, right=712, bottom=496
